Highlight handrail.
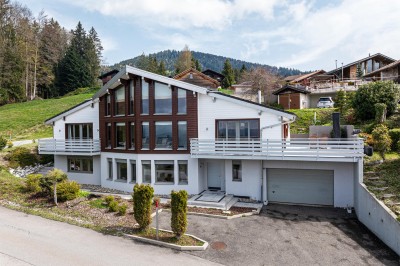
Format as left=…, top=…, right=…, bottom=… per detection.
left=38, top=139, right=101, bottom=154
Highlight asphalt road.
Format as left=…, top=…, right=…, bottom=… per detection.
left=0, top=206, right=220, bottom=266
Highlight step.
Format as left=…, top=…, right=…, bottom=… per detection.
left=365, top=176, right=380, bottom=181
left=370, top=180, right=387, bottom=186
left=188, top=194, right=235, bottom=210
left=225, top=197, right=239, bottom=210
left=371, top=187, right=389, bottom=191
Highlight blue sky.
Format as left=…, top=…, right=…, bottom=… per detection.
left=19, top=0, right=400, bottom=71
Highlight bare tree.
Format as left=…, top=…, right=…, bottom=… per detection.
left=174, top=45, right=192, bottom=74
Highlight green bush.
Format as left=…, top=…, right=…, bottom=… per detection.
left=268, top=102, right=284, bottom=110
left=108, top=200, right=118, bottom=212
left=56, top=181, right=80, bottom=202
left=25, top=174, right=42, bottom=193
left=334, top=89, right=347, bottom=113
left=105, top=195, right=115, bottom=205
left=0, top=136, right=7, bottom=150
left=6, top=147, right=38, bottom=167
left=375, top=103, right=387, bottom=123
left=39, top=168, right=68, bottom=196
left=133, top=184, right=154, bottom=230
left=171, top=190, right=188, bottom=238
left=389, top=129, right=400, bottom=151
left=6, top=140, right=13, bottom=148
left=372, top=124, right=392, bottom=160
left=117, top=203, right=128, bottom=215
left=39, top=154, right=54, bottom=165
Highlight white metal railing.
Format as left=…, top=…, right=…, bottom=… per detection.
left=38, top=139, right=101, bottom=155
left=190, top=138, right=364, bottom=161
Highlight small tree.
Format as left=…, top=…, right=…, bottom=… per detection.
left=133, top=184, right=154, bottom=231
left=334, top=89, right=347, bottom=113
left=221, top=59, right=235, bottom=88
left=356, top=64, right=363, bottom=79
left=39, top=168, right=67, bottom=205
left=372, top=124, right=392, bottom=160
left=374, top=103, right=387, bottom=123
left=171, top=190, right=188, bottom=239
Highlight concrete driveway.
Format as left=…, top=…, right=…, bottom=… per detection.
left=155, top=204, right=399, bottom=265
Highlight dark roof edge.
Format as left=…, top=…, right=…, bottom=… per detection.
left=326, top=53, right=396, bottom=74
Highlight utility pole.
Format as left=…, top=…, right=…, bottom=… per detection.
left=341, top=63, right=344, bottom=81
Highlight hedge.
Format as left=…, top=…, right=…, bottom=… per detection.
left=171, top=190, right=188, bottom=238
left=133, top=184, right=154, bottom=230
left=389, top=129, right=400, bottom=151
left=56, top=181, right=80, bottom=202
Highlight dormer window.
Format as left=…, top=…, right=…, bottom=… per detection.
left=189, top=73, right=193, bottom=79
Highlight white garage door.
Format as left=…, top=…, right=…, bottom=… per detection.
left=267, top=169, right=334, bottom=206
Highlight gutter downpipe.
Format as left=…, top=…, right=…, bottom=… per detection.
left=260, top=118, right=295, bottom=139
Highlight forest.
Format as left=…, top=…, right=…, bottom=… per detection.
left=0, top=0, right=103, bottom=105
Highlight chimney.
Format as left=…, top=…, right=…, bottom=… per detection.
left=258, top=90, right=262, bottom=104
left=332, top=112, right=340, bottom=138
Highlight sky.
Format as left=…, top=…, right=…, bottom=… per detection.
left=18, top=0, right=400, bottom=71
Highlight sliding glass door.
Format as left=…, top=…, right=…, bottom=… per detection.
left=217, top=120, right=259, bottom=140
left=66, top=124, right=93, bottom=140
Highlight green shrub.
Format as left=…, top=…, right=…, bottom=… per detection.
left=133, top=184, right=154, bottom=230
left=56, top=181, right=80, bottom=202
left=105, top=195, right=115, bottom=205
left=334, top=89, right=347, bottom=113
left=6, top=140, right=13, bottom=148
left=389, top=129, right=400, bottom=151
left=78, top=190, right=90, bottom=198
left=375, top=103, right=387, bottom=123
left=372, top=124, right=392, bottom=160
left=39, top=154, right=54, bottom=165
left=268, top=102, right=284, bottom=110
left=39, top=168, right=68, bottom=196
left=108, top=200, right=118, bottom=212
left=0, top=136, right=7, bottom=150
left=359, top=133, right=374, bottom=146
left=6, top=147, right=38, bottom=167
left=117, top=203, right=128, bottom=215
left=171, top=190, right=188, bottom=238
left=25, top=174, right=42, bottom=193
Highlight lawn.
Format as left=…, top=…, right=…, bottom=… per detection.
left=0, top=93, right=93, bottom=140
left=288, top=108, right=337, bottom=134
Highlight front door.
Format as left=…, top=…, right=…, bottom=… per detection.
left=207, top=161, right=223, bottom=189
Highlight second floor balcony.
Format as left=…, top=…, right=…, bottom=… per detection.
left=190, top=138, right=364, bottom=162
left=38, top=139, right=101, bottom=156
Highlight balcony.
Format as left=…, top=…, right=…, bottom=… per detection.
left=308, top=79, right=371, bottom=94
left=38, top=139, right=101, bottom=156
left=190, top=138, right=364, bottom=162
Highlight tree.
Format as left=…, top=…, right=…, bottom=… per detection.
left=372, top=124, right=392, bottom=160
left=40, top=168, right=68, bottom=205
left=334, top=89, right=347, bottom=113
left=157, top=60, right=167, bottom=76
left=174, top=45, right=192, bottom=74
left=171, top=190, right=188, bottom=239
left=191, top=57, right=201, bottom=71
left=221, top=59, right=235, bottom=88
left=356, top=64, right=363, bottom=79
left=239, top=67, right=280, bottom=104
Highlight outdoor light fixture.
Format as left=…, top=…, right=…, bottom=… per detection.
left=212, top=97, right=216, bottom=102
left=193, top=91, right=196, bottom=97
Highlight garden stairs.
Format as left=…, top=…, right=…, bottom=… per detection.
left=187, top=191, right=238, bottom=210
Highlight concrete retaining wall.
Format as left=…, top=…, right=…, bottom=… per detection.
left=355, top=183, right=400, bottom=255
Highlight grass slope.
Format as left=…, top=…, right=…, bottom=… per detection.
left=0, top=94, right=93, bottom=140
left=289, top=108, right=336, bottom=134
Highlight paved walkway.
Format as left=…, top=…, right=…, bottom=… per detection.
left=0, top=206, right=220, bottom=266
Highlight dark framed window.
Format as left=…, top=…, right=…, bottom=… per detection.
left=232, top=160, right=242, bottom=181
left=130, top=160, right=136, bottom=183
left=178, top=160, right=188, bottom=184
left=114, top=86, right=125, bottom=116
left=142, top=160, right=151, bottom=183
left=67, top=157, right=93, bottom=173
left=178, top=121, right=187, bottom=149
left=115, top=122, right=126, bottom=148
left=141, top=122, right=150, bottom=149
left=177, top=88, right=187, bottom=114
left=107, top=158, right=113, bottom=180
left=155, top=160, right=174, bottom=183
left=141, top=79, right=149, bottom=114
left=116, top=159, right=127, bottom=181
left=66, top=124, right=93, bottom=140
left=106, top=123, right=111, bottom=148
left=105, top=94, right=111, bottom=116
left=217, top=120, right=259, bottom=140
left=130, top=122, right=135, bottom=149
left=155, top=121, right=172, bottom=149
left=154, top=82, right=172, bottom=114
left=129, top=80, right=134, bottom=115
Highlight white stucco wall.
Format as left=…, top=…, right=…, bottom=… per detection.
left=300, top=93, right=310, bottom=109
left=262, top=160, right=357, bottom=208
left=54, top=155, right=101, bottom=185
left=53, top=101, right=99, bottom=139
left=198, top=94, right=283, bottom=140
left=100, top=152, right=199, bottom=195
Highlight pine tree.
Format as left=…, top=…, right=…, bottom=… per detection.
left=158, top=60, right=167, bottom=76
left=356, top=64, right=363, bottom=79
left=221, top=59, right=235, bottom=88
left=87, top=27, right=103, bottom=85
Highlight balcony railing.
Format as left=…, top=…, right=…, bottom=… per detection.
left=38, top=139, right=101, bottom=155
left=190, top=138, right=364, bottom=162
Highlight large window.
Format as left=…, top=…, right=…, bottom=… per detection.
left=106, top=123, right=111, bottom=148
left=115, top=122, right=126, bottom=148
left=130, top=160, right=136, bottom=183
left=114, top=86, right=125, bottom=116
left=116, top=159, right=127, bottom=181
left=232, top=160, right=242, bottom=182
left=141, top=79, right=149, bottom=114
left=129, top=80, right=134, bottom=115
left=130, top=122, right=135, bottom=149
left=105, top=94, right=111, bottom=116
left=107, top=158, right=113, bottom=180
left=154, top=82, right=172, bottom=114
left=217, top=120, right=259, bottom=140
left=68, top=157, right=93, bottom=173
left=142, top=160, right=151, bottom=183
left=177, top=88, right=187, bottom=114
left=178, top=121, right=187, bottom=149
left=142, top=122, right=149, bottom=149
left=178, top=160, right=188, bottom=184
left=66, top=124, right=93, bottom=140
left=155, top=121, right=172, bottom=149
left=155, top=160, right=174, bottom=183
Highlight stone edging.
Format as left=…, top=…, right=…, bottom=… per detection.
left=162, top=206, right=262, bottom=219
left=123, top=229, right=208, bottom=251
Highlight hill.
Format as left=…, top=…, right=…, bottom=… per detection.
left=111, top=50, right=304, bottom=77
left=0, top=93, right=94, bottom=141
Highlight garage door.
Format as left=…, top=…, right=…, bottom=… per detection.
left=267, top=169, right=334, bottom=206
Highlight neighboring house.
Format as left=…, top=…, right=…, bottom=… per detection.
left=230, top=81, right=277, bottom=104
left=283, top=70, right=326, bottom=86
left=173, top=68, right=220, bottom=89
left=98, top=69, right=119, bottom=85
left=273, top=84, right=310, bottom=109
left=38, top=65, right=364, bottom=208
left=363, top=59, right=400, bottom=83
left=202, top=69, right=225, bottom=84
